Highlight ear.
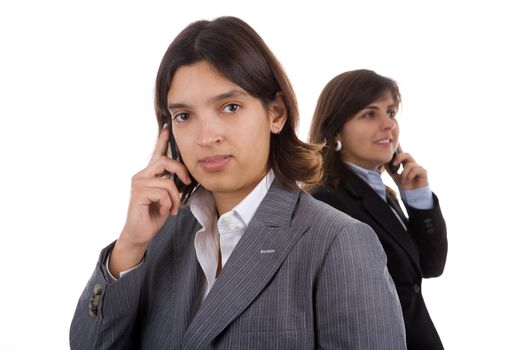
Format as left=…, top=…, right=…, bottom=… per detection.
left=268, top=92, right=287, bottom=133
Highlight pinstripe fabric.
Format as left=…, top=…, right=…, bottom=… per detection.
left=70, top=181, right=406, bottom=349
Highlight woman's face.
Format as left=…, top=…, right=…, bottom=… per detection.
left=337, top=92, right=399, bottom=171
left=167, top=61, right=285, bottom=206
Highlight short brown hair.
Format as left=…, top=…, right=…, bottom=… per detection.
left=308, top=69, right=400, bottom=188
left=154, top=16, right=322, bottom=201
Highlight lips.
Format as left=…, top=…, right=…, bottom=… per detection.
left=198, top=155, right=231, bottom=172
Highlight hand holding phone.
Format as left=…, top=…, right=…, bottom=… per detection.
left=387, top=148, right=401, bottom=174
left=386, top=145, right=430, bottom=190
left=110, top=125, right=191, bottom=277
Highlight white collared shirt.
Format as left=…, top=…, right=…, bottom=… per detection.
left=189, top=170, right=275, bottom=300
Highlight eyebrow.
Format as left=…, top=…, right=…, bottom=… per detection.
left=364, top=104, right=398, bottom=110
left=167, top=89, right=248, bottom=110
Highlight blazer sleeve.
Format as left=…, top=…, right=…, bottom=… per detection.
left=70, top=242, right=145, bottom=350
left=405, top=193, right=448, bottom=278
left=315, top=221, right=407, bottom=349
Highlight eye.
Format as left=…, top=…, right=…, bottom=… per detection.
left=222, top=103, right=240, bottom=113
left=173, top=112, right=190, bottom=123
left=362, top=111, right=374, bottom=119
left=387, top=109, right=397, bottom=118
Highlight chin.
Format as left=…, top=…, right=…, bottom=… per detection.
left=379, top=154, right=393, bottom=163
left=198, top=178, right=235, bottom=193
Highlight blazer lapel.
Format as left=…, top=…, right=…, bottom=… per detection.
left=343, top=171, right=421, bottom=272
left=171, top=218, right=207, bottom=346
left=181, top=181, right=308, bottom=349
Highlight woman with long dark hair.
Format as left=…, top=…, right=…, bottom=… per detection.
left=309, top=69, right=448, bottom=350
left=70, top=21, right=406, bottom=349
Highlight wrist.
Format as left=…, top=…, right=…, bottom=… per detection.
left=109, top=239, right=147, bottom=277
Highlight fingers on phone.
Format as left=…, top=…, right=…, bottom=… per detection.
left=149, top=127, right=171, bottom=165
left=393, top=152, right=414, bottom=174
left=397, top=151, right=413, bottom=163
left=143, top=156, right=191, bottom=184
left=401, top=162, right=427, bottom=185
left=132, top=176, right=181, bottom=215
left=148, top=187, right=176, bottom=217
left=164, top=160, right=192, bottom=185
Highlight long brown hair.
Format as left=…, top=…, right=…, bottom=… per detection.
left=308, top=69, right=400, bottom=188
left=154, top=16, right=322, bottom=202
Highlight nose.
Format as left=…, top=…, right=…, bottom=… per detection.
left=380, top=113, right=396, bottom=130
left=196, top=118, right=223, bottom=147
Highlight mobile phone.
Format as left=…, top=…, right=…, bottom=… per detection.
left=166, top=118, right=184, bottom=189
left=388, top=148, right=401, bottom=174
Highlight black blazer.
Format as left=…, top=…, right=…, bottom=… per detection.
left=312, top=169, right=448, bottom=350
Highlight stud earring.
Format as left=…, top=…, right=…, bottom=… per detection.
left=272, top=125, right=281, bottom=134
left=334, top=140, right=342, bottom=152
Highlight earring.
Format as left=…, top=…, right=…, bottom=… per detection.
left=335, top=140, right=342, bottom=152
left=272, top=125, right=281, bottom=134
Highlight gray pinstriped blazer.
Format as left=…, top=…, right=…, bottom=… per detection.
left=70, top=181, right=406, bottom=349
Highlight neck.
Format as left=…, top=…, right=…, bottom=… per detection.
left=212, top=178, right=262, bottom=215
left=345, top=160, right=381, bottom=173
left=212, top=191, right=247, bottom=216
left=211, top=171, right=269, bottom=215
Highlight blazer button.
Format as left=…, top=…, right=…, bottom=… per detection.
left=89, top=304, right=98, bottom=317
left=427, top=228, right=435, bottom=234
left=93, top=283, right=102, bottom=296
left=413, top=284, right=420, bottom=294
left=89, top=283, right=103, bottom=317
left=89, top=294, right=101, bottom=317
left=424, top=218, right=432, bottom=224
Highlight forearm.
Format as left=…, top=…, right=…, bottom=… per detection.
left=109, top=237, right=147, bottom=278
left=407, top=194, right=448, bottom=277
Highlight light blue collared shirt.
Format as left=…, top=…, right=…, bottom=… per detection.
left=346, top=162, right=433, bottom=210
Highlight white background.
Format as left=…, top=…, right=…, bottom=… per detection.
left=1, top=1, right=523, bottom=349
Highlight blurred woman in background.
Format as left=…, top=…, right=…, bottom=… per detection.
left=308, top=69, right=448, bottom=350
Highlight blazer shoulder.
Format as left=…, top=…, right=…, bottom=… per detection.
left=309, top=186, right=350, bottom=211
left=298, top=191, right=372, bottom=233
left=310, top=185, right=338, bottom=198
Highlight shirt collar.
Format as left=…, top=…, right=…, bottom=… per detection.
left=345, top=161, right=387, bottom=202
left=231, top=169, right=275, bottom=228
left=188, top=169, right=275, bottom=231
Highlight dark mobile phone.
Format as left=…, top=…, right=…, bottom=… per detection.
left=166, top=118, right=184, bottom=189
left=388, top=148, right=401, bottom=174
